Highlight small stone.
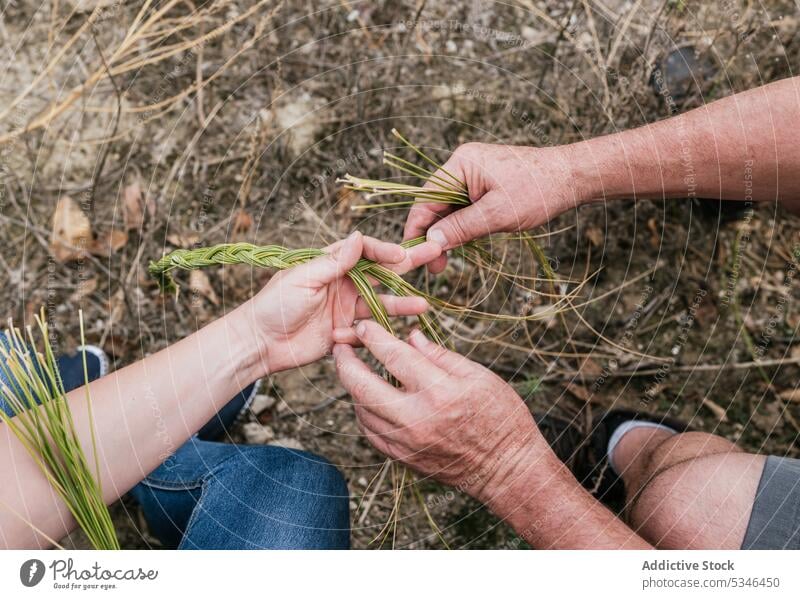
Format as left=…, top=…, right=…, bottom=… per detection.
left=269, top=437, right=305, bottom=451
left=242, top=423, right=275, bottom=444
left=357, top=477, right=368, bottom=487
left=250, top=394, right=276, bottom=415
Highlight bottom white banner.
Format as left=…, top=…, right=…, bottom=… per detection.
left=0, top=550, right=797, bottom=598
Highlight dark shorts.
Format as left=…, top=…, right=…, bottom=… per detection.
left=741, top=456, right=800, bottom=549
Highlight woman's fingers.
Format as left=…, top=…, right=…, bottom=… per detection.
left=294, top=231, right=363, bottom=287
left=361, top=237, right=406, bottom=264
left=354, top=295, right=428, bottom=320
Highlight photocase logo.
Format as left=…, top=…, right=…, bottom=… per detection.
left=20, top=559, right=46, bottom=587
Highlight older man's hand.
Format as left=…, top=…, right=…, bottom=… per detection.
left=332, top=320, right=551, bottom=505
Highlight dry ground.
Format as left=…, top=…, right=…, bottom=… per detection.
left=1, top=0, right=799, bottom=548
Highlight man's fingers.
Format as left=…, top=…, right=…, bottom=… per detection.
left=403, top=200, right=452, bottom=242
left=333, top=344, right=412, bottom=423
left=384, top=241, right=443, bottom=275
left=408, top=328, right=477, bottom=377
left=333, top=343, right=397, bottom=402
left=426, top=196, right=497, bottom=251
left=353, top=320, right=447, bottom=390
left=332, top=327, right=360, bottom=345
left=353, top=405, right=399, bottom=447
left=354, top=295, right=428, bottom=320
left=294, top=231, right=363, bottom=286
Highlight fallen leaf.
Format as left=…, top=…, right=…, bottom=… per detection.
left=585, top=226, right=603, bottom=247
left=122, top=182, right=153, bottom=230
left=564, top=383, right=593, bottom=403
left=69, top=277, right=97, bottom=302
left=103, top=331, right=128, bottom=359
left=51, top=196, right=91, bottom=262
left=167, top=232, right=199, bottom=248
left=579, top=357, right=603, bottom=377
left=190, top=270, right=219, bottom=306
left=647, top=217, right=660, bottom=249
left=232, top=208, right=253, bottom=234
left=89, top=228, right=128, bottom=256
left=335, top=187, right=357, bottom=222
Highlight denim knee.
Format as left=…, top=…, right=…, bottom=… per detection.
left=228, top=446, right=350, bottom=531
left=179, top=445, right=350, bottom=549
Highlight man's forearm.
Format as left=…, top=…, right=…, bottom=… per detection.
left=482, top=443, right=652, bottom=549
left=567, top=76, right=800, bottom=207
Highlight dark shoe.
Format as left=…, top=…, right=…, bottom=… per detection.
left=534, top=409, right=689, bottom=512
left=196, top=381, right=260, bottom=441
left=55, top=345, right=110, bottom=392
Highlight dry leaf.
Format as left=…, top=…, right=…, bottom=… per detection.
left=647, top=217, right=660, bottom=249
left=167, top=232, right=200, bottom=248
left=778, top=388, right=800, bottom=403
left=578, top=357, right=603, bottom=377
left=69, top=277, right=97, bottom=302
left=335, top=187, right=357, bottom=222
left=89, top=228, right=128, bottom=256
left=122, top=182, right=148, bottom=230
left=585, top=226, right=603, bottom=247
left=190, top=270, right=219, bottom=306
left=232, top=208, right=254, bottom=234
left=51, top=196, right=91, bottom=262
left=564, top=383, right=593, bottom=403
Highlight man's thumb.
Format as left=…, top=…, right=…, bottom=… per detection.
left=426, top=201, right=493, bottom=250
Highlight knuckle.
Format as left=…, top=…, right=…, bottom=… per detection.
left=383, top=346, right=404, bottom=368
left=351, top=380, right=371, bottom=400
left=456, top=142, right=483, bottom=158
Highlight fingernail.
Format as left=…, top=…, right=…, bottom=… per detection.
left=427, top=228, right=447, bottom=248
left=332, top=344, right=342, bottom=357
left=355, top=321, right=367, bottom=337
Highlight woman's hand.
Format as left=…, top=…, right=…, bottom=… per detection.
left=239, top=231, right=442, bottom=376
left=405, top=143, right=591, bottom=273
left=333, top=320, right=549, bottom=505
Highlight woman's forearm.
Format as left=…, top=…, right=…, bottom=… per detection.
left=568, top=76, right=800, bottom=206
left=0, top=301, right=267, bottom=548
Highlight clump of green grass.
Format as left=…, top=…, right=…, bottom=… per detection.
left=0, top=309, right=118, bottom=549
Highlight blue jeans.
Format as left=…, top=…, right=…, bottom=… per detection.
left=0, top=334, right=350, bottom=549
left=131, top=440, right=350, bottom=549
